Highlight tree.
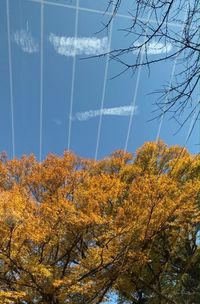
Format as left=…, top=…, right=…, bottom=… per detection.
left=103, top=0, right=200, bottom=130
left=0, top=141, right=199, bottom=303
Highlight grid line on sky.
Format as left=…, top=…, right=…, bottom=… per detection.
left=175, top=4, right=199, bottom=150
left=6, top=0, right=15, bottom=158
left=67, top=0, right=79, bottom=151
left=185, top=105, right=199, bottom=147
left=155, top=6, right=189, bottom=143
left=155, top=54, right=178, bottom=143
left=94, top=19, right=114, bottom=160
left=39, top=0, right=44, bottom=162
left=28, top=0, right=183, bottom=28
left=124, top=6, right=155, bottom=152
left=124, top=64, right=142, bottom=152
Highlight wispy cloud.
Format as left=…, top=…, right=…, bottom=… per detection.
left=49, top=34, right=109, bottom=56
left=134, top=40, right=172, bottom=55
left=53, top=118, right=62, bottom=126
left=73, top=106, right=137, bottom=121
left=13, top=29, right=39, bottom=53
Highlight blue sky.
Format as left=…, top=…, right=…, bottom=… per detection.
left=0, top=0, right=199, bottom=161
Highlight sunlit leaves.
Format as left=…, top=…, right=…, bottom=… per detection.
left=0, top=141, right=199, bottom=303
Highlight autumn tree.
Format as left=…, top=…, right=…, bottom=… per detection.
left=0, top=141, right=199, bottom=303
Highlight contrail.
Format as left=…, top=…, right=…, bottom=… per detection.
left=73, top=105, right=137, bottom=121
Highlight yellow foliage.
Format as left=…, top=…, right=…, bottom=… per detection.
left=0, top=142, right=199, bottom=303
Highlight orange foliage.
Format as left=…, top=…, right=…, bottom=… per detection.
left=0, top=141, right=199, bottom=303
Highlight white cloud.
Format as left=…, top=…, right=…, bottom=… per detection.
left=13, top=29, right=39, bottom=53
left=134, top=40, right=172, bottom=55
left=73, top=105, right=137, bottom=121
left=49, top=34, right=109, bottom=56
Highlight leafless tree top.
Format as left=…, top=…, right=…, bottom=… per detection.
left=104, top=0, right=200, bottom=132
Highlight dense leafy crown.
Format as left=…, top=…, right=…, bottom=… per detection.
left=0, top=141, right=199, bottom=303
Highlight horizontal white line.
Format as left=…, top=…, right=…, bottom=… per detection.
left=28, top=0, right=182, bottom=28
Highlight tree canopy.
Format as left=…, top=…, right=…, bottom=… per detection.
left=0, top=141, right=199, bottom=303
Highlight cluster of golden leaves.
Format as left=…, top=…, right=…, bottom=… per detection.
left=0, top=141, right=199, bottom=303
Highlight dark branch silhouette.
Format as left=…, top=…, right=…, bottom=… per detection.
left=101, top=0, right=200, bottom=132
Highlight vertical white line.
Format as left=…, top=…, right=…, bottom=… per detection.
left=124, top=8, right=154, bottom=152
left=185, top=109, right=198, bottom=145
left=156, top=7, right=189, bottom=142
left=67, top=0, right=79, bottom=151
left=155, top=58, right=178, bottom=142
left=124, top=62, right=142, bottom=152
left=6, top=0, right=15, bottom=158
left=94, top=19, right=114, bottom=160
left=39, top=0, right=44, bottom=162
